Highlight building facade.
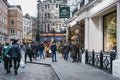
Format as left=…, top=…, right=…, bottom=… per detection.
left=37, top=0, right=67, bottom=42
left=23, top=14, right=32, bottom=43
left=0, top=0, right=9, bottom=44
left=8, top=5, right=23, bottom=42
left=66, top=0, right=120, bottom=77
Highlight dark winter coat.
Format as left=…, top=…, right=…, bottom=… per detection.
left=11, top=44, right=21, bottom=58
left=63, top=43, right=70, bottom=53
left=71, top=44, right=77, bottom=58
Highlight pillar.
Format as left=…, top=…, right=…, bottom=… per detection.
left=113, top=1, right=120, bottom=78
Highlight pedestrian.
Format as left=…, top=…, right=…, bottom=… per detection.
left=11, top=41, right=21, bottom=75
left=50, top=41, right=57, bottom=62
left=31, top=42, right=38, bottom=60
left=25, top=43, right=32, bottom=64
left=63, top=41, right=70, bottom=60
left=0, top=43, right=3, bottom=57
left=38, top=42, right=45, bottom=59
left=3, top=42, right=12, bottom=73
left=71, top=42, right=77, bottom=63
left=76, top=42, right=80, bottom=62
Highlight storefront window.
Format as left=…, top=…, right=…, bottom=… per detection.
left=103, top=12, right=117, bottom=52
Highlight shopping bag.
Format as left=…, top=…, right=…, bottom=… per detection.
left=20, top=59, right=25, bottom=69
left=0, top=57, right=2, bottom=63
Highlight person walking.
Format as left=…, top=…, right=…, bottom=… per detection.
left=50, top=41, right=57, bottom=62
left=71, top=42, right=77, bottom=63
left=11, top=41, right=21, bottom=75
left=25, top=43, right=32, bottom=64
left=38, top=42, right=45, bottom=59
left=3, top=43, right=12, bottom=73
left=63, top=41, right=70, bottom=60
left=76, top=42, right=80, bottom=62
left=31, top=42, right=38, bottom=60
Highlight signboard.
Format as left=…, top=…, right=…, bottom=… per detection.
left=59, top=6, right=70, bottom=18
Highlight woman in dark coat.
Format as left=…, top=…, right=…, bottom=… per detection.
left=3, top=43, right=12, bottom=73
left=71, top=42, right=77, bottom=63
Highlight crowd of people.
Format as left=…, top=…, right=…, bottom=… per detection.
left=0, top=40, right=83, bottom=75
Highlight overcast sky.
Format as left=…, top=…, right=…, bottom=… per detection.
left=8, top=0, right=41, bottom=17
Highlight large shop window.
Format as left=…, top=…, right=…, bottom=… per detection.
left=103, top=12, right=117, bottom=52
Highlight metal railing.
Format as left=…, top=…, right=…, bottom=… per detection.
left=85, top=50, right=117, bottom=73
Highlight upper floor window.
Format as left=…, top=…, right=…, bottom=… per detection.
left=45, top=5, right=47, bottom=9
left=10, top=20, right=14, bottom=26
left=80, top=0, right=85, bottom=8
left=10, top=29, right=15, bottom=35
left=56, top=4, right=58, bottom=8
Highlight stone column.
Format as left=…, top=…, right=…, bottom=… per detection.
left=85, top=18, right=89, bottom=50
left=113, top=1, right=120, bottom=77
left=82, top=18, right=89, bottom=64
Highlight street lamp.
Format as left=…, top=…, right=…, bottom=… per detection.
left=36, top=0, right=40, bottom=42
left=52, top=27, right=55, bottom=42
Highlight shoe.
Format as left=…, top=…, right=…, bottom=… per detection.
left=15, top=70, right=18, bottom=75
left=72, top=61, right=75, bottom=63
left=55, top=60, right=57, bottom=62
left=52, top=61, right=54, bottom=62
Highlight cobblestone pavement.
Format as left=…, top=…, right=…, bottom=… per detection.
left=0, top=62, right=59, bottom=80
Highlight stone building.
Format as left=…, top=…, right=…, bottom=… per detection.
left=0, top=0, right=9, bottom=43
left=23, top=14, right=32, bottom=43
left=8, top=5, right=23, bottom=42
left=37, top=0, right=67, bottom=42
left=65, top=0, right=120, bottom=77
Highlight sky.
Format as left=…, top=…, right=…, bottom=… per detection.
left=8, top=0, right=42, bottom=17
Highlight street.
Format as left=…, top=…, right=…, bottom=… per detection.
left=0, top=62, right=59, bottom=80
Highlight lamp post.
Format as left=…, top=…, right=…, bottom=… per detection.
left=36, top=0, right=40, bottom=42
left=52, top=27, right=55, bottom=42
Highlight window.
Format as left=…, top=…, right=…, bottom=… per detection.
left=45, top=13, right=47, bottom=19
left=48, top=24, right=50, bottom=32
left=80, top=0, right=85, bottom=8
left=103, top=11, right=117, bottom=52
left=56, top=4, right=58, bottom=8
left=45, top=5, right=47, bottom=9
left=48, top=13, right=50, bottom=19
left=10, top=20, right=14, bottom=25
left=10, top=29, right=15, bottom=35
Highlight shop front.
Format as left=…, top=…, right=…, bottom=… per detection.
left=103, top=11, right=117, bottom=52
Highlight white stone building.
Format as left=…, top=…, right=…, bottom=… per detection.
left=23, top=14, right=32, bottom=43
left=65, top=0, right=120, bottom=78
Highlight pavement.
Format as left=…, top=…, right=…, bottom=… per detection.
left=32, top=52, right=120, bottom=80
left=0, top=50, right=120, bottom=80
left=0, top=62, right=59, bottom=80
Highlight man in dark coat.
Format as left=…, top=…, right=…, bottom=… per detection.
left=25, top=43, right=32, bottom=63
left=71, top=42, right=77, bottom=63
left=50, top=41, right=57, bottom=62
left=11, top=41, right=21, bottom=75
left=63, top=41, right=70, bottom=60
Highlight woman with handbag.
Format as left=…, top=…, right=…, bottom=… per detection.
left=3, top=43, right=12, bottom=73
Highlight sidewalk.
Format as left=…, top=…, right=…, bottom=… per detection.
left=33, top=53, right=120, bottom=80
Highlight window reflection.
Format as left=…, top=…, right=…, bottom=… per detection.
left=104, top=12, right=117, bottom=52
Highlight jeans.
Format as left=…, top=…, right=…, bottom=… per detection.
left=39, top=50, right=45, bottom=59
left=12, top=57, right=20, bottom=73
left=64, top=52, right=69, bottom=60
left=52, top=51, right=56, bottom=62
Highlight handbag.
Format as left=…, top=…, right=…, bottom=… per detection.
left=20, top=59, right=25, bottom=69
